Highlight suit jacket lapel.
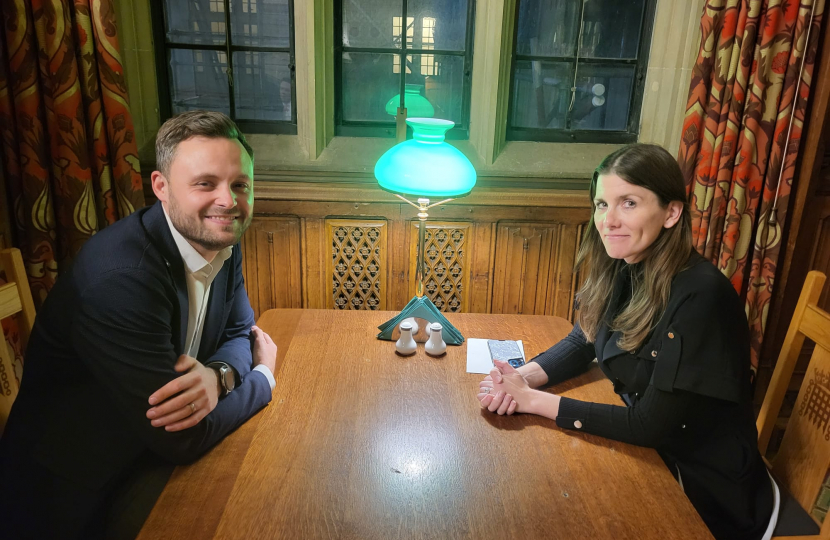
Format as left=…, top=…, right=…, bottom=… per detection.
left=140, top=202, right=190, bottom=354
left=601, top=329, right=630, bottom=364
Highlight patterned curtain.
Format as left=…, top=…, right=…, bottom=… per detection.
left=0, top=0, right=145, bottom=306
left=678, top=0, right=825, bottom=372
left=0, top=0, right=145, bottom=385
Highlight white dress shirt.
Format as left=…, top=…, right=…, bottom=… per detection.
left=163, top=206, right=275, bottom=390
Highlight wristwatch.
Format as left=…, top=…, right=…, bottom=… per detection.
left=209, top=362, right=235, bottom=397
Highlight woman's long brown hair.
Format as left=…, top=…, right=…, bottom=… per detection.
left=575, top=144, right=693, bottom=351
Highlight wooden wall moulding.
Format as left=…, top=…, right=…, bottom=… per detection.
left=241, top=217, right=302, bottom=319
left=491, top=222, right=584, bottom=321
left=325, top=219, right=388, bottom=311
left=235, top=186, right=592, bottom=321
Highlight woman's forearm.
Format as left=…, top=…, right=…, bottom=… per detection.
left=525, top=390, right=561, bottom=420
left=517, top=362, right=550, bottom=388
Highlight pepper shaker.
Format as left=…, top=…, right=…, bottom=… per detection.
left=425, top=322, right=446, bottom=356
left=396, top=321, right=417, bottom=356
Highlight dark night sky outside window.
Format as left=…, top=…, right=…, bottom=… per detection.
left=508, top=0, right=656, bottom=143
left=335, top=0, right=476, bottom=139
left=153, top=0, right=296, bottom=134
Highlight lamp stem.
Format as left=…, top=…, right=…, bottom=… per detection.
left=393, top=194, right=456, bottom=299
left=416, top=198, right=429, bottom=298
left=396, top=107, right=408, bottom=143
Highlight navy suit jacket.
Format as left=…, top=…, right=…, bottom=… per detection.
left=0, top=201, right=272, bottom=538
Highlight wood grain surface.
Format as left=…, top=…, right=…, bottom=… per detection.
left=138, top=309, right=712, bottom=540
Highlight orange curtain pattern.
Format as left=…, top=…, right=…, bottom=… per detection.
left=678, top=0, right=825, bottom=372
left=0, top=0, right=145, bottom=308
left=0, top=0, right=144, bottom=385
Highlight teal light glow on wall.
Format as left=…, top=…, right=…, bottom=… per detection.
left=384, top=84, right=435, bottom=118
left=374, top=118, right=476, bottom=198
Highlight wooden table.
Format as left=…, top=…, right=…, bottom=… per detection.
left=139, top=309, right=712, bottom=539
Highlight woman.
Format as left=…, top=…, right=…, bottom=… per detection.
left=478, top=144, right=777, bottom=540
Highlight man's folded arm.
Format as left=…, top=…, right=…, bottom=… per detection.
left=71, top=269, right=272, bottom=464
left=206, top=250, right=256, bottom=381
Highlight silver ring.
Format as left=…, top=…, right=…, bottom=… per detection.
left=189, top=402, right=196, bottom=415
left=482, top=387, right=491, bottom=394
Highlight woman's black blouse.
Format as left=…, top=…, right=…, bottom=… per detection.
left=531, top=252, right=773, bottom=540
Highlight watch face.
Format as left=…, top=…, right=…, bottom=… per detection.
left=222, top=366, right=236, bottom=392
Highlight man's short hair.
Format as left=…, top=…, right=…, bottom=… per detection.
left=155, top=110, right=254, bottom=175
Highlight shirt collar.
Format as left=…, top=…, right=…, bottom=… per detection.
left=162, top=204, right=233, bottom=273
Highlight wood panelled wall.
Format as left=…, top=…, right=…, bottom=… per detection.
left=238, top=183, right=591, bottom=322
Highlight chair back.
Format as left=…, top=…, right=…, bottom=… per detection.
left=757, top=271, right=830, bottom=536
left=0, top=248, right=35, bottom=431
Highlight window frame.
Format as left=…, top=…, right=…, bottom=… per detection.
left=333, top=0, right=477, bottom=140
left=506, top=0, right=657, bottom=144
left=150, top=0, right=298, bottom=135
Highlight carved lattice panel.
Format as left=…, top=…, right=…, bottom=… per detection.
left=408, top=222, right=472, bottom=312
left=326, top=220, right=387, bottom=310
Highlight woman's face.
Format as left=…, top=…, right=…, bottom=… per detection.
left=593, top=173, right=682, bottom=263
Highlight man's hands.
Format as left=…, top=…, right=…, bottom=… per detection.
left=147, top=327, right=277, bottom=432
left=251, top=325, right=277, bottom=375
left=147, top=355, right=220, bottom=432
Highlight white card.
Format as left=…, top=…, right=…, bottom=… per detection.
left=466, top=338, right=526, bottom=374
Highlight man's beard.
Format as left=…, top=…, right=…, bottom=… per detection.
left=167, top=194, right=252, bottom=252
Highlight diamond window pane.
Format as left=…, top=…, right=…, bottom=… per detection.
left=169, top=48, right=230, bottom=115
left=231, top=0, right=291, bottom=48
left=233, top=52, right=292, bottom=121
left=570, top=64, right=635, bottom=131
left=510, top=60, right=572, bottom=129
left=165, top=0, right=226, bottom=45
left=343, top=0, right=404, bottom=49
left=407, top=0, right=469, bottom=51
left=516, top=0, right=580, bottom=57
left=580, top=0, right=645, bottom=59
left=405, top=55, right=465, bottom=123
left=342, top=52, right=401, bottom=122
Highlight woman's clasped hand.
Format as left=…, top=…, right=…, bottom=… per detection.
left=477, top=360, right=561, bottom=419
left=477, top=360, right=524, bottom=415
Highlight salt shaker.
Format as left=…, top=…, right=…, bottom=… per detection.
left=425, top=322, right=446, bottom=356
left=402, top=317, right=419, bottom=335
left=396, top=321, right=417, bottom=356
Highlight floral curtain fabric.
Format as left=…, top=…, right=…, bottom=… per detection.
left=0, top=0, right=145, bottom=383
left=0, top=0, right=144, bottom=306
left=678, top=0, right=825, bottom=372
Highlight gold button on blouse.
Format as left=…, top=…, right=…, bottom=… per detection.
left=574, top=420, right=583, bottom=429
left=651, top=350, right=658, bottom=357
left=668, top=332, right=675, bottom=339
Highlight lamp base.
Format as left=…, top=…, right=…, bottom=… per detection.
left=377, top=296, right=464, bottom=345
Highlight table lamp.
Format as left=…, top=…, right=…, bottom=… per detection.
left=385, top=84, right=435, bottom=118
left=374, top=118, right=476, bottom=345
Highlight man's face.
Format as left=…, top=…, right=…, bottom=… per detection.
left=152, top=136, right=254, bottom=259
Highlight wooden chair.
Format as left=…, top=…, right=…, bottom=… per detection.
left=757, top=271, right=830, bottom=539
left=0, top=248, right=35, bottom=432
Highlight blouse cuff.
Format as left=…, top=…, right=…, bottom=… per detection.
left=555, top=397, right=592, bottom=431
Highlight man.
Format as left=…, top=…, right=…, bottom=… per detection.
left=0, top=111, right=276, bottom=539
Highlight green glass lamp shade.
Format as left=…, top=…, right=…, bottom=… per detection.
left=375, top=118, right=477, bottom=198
left=384, top=84, right=435, bottom=117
